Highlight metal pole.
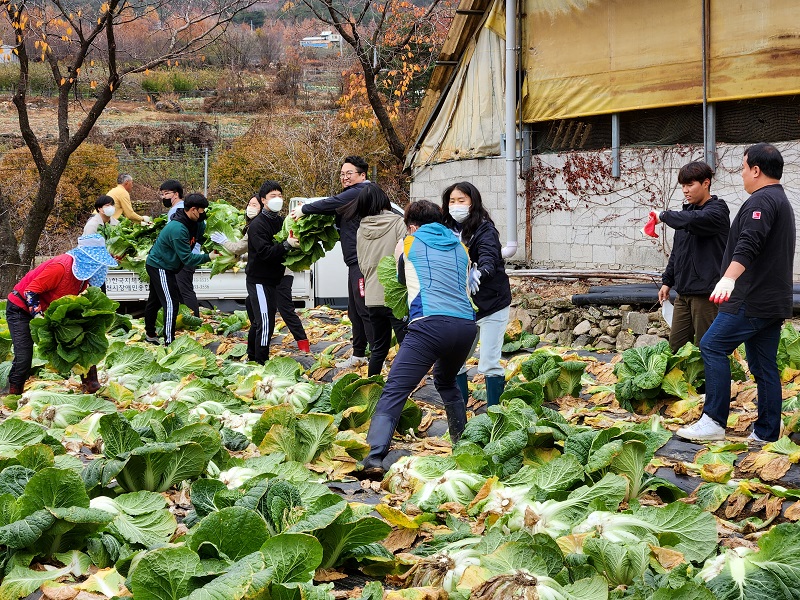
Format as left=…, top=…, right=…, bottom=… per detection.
left=501, top=0, right=518, bottom=259
left=203, top=147, right=209, bottom=196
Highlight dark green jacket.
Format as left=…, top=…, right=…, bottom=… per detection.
left=146, top=218, right=210, bottom=273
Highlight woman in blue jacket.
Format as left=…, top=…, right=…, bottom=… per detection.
left=442, top=182, right=512, bottom=408
left=361, top=200, right=476, bottom=479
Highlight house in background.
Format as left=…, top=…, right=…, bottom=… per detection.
left=406, top=0, right=800, bottom=276
left=300, top=31, right=342, bottom=53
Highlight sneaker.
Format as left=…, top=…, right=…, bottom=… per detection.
left=675, top=414, right=726, bottom=442
left=145, top=335, right=160, bottom=345
left=336, top=355, right=367, bottom=369
left=748, top=431, right=768, bottom=444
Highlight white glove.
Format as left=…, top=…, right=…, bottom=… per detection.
left=710, top=277, right=735, bottom=304
left=468, top=266, right=482, bottom=295
left=210, top=232, right=229, bottom=244
left=290, top=205, right=305, bottom=220
left=286, top=234, right=300, bottom=248
left=208, top=250, right=221, bottom=260
left=141, top=215, right=152, bottom=224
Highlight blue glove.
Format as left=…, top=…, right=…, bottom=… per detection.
left=468, top=266, right=481, bottom=295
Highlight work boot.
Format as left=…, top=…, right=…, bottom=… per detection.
left=81, top=366, right=101, bottom=394
left=444, top=400, right=468, bottom=446
left=360, top=414, right=397, bottom=480
left=485, top=375, right=506, bottom=408
left=456, top=372, right=469, bottom=404
left=7, top=382, right=23, bottom=395
left=297, top=339, right=311, bottom=353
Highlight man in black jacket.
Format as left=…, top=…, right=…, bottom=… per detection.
left=246, top=181, right=299, bottom=364
left=290, top=156, right=372, bottom=368
left=677, top=144, right=795, bottom=443
left=655, top=161, right=730, bottom=352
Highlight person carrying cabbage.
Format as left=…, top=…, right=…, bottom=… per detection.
left=4, top=234, right=118, bottom=395
left=210, top=190, right=310, bottom=354
left=360, top=200, right=476, bottom=479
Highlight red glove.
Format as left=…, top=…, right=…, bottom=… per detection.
left=642, top=211, right=659, bottom=238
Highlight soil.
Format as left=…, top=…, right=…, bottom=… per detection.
left=0, top=97, right=257, bottom=145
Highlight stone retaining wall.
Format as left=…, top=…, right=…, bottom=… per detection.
left=509, top=300, right=670, bottom=352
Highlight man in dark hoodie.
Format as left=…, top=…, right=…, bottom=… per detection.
left=144, top=193, right=219, bottom=345
left=290, top=156, right=372, bottom=368
left=654, top=161, right=730, bottom=352
left=246, top=181, right=300, bottom=364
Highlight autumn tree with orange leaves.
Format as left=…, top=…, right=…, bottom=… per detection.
left=290, top=0, right=454, bottom=165
left=0, top=0, right=260, bottom=292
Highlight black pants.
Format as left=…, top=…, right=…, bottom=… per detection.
left=246, top=280, right=277, bottom=364
left=348, top=264, right=373, bottom=357
left=7, top=303, right=34, bottom=388
left=176, top=265, right=199, bottom=317
left=366, top=305, right=406, bottom=376
left=276, top=274, right=307, bottom=342
left=145, top=264, right=181, bottom=345
left=373, top=316, right=477, bottom=426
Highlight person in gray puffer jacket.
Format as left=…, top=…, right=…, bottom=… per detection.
left=343, top=183, right=407, bottom=376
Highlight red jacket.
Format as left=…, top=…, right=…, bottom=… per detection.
left=8, top=255, right=87, bottom=313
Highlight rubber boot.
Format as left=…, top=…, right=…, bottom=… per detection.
left=485, top=375, right=506, bottom=408
left=455, top=372, right=469, bottom=404
left=7, top=382, right=23, bottom=395
left=297, top=339, right=311, bottom=353
left=444, top=400, right=468, bottom=445
left=360, top=414, right=397, bottom=480
left=81, top=366, right=101, bottom=394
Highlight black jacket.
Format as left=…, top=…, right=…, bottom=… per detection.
left=720, top=184, right=795, bottom=318
left=245, top=210, right=289, bottom=286
left=300, top=181, right=370, bottom=267
left=459, top=220, right=512, bottom=320
left=661, top=196, right=730, bottom=296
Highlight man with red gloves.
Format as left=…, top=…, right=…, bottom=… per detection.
left=652, top=161, right=730, bottom=352
left=677, top=144, right=795, bottom=443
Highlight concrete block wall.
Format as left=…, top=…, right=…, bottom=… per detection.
left=409, top=142, right=800, bottom=277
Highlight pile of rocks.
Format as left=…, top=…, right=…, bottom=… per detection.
left=510, top=298, right=670, bottom=352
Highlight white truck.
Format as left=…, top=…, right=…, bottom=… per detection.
left=105, top=198, right=351, bottom=310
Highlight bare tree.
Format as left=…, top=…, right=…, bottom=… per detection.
left=295, top=0, right=454, bottom=164
left=0, top=0, right=260, bottom=293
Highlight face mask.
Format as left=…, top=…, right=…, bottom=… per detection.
left=267, top=198, right=284, bottom=213
left=246, top=206, right=261, bottom=219
left=449, top=205, right=470, bottom=223
left=102, top=205, right=116, bottom=217
left=197, top=211, right=207, bottom=222
left=161, top=198, right=172, bottom=208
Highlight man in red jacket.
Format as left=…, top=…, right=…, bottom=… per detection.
left=5, top=234, right=117, bottom=395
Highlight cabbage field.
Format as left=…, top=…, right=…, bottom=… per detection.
left=1, top=296, right=800, bottom=600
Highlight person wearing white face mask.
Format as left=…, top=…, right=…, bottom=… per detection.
left=83, top=195, right=119, bottom=235
left=238, top=181, right=300, bottom=364
left=442, top=182, right=512, bottom=410
left=210, top=193, right=310, bottom=354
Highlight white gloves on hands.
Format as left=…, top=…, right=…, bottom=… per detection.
left=468, top=266, right=482, bottom=295
left=290, top=206, right=305, bottom=220
left=286, top=234, right=300, bottom=248
left=710, top=277, right=735, bottom=304
left=141, top=216, right=152, bottom=224
left=208, top=250, right=221, bottom=261
left=210, top=232, right=229, bottom=244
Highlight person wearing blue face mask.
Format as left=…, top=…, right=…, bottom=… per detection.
left=442, top=182, right=512, bottom=409
left=144, top=193, right=220, bottom=346
left=4, top=234, right=118, bottom=395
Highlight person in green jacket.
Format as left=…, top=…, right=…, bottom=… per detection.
left=144, top=193, right=219, bottom=345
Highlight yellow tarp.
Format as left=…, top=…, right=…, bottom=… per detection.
left=522, top=0, right=800, bottom=122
